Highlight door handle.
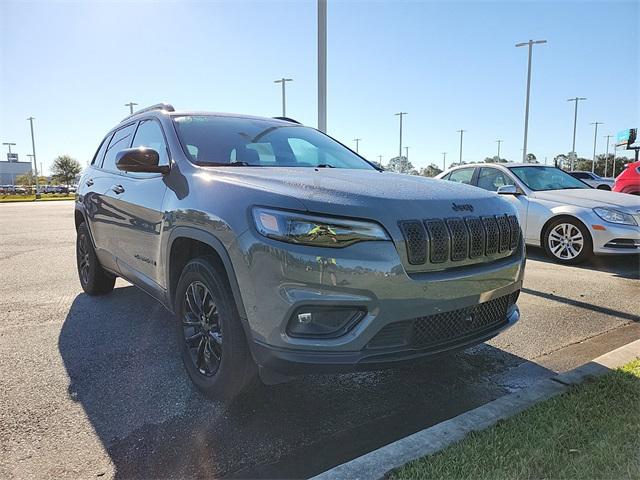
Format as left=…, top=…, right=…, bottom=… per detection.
left=111, top=185, right=125, bottom=194
left=85, top=179, right=94, bottom=187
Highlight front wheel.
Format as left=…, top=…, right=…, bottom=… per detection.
left=543, top=218, right=592, bottom=265
left=175, top=256, right=257, bottom=402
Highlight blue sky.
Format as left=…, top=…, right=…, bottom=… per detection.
left=1, top=0, right=638, bottom=175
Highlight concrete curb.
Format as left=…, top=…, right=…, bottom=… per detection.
left=311, top=339, right=640, bottom=480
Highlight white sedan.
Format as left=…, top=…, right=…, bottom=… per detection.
left=435, top=163, right=640, bottom=264
left=568, top=171, right=614, bottom=190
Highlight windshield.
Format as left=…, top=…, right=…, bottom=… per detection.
left=509, top=166, right=591, bottom=191
left=173, top=115, right=375, bottom=170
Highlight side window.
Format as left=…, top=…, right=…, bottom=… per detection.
left=448, top=168, right=474, bottom=185
left=571, top=172, right=589, bottom=179
left=477, top=168, right=515, bottom=192
left=439, top=172, right=451, bottom=181
left=102, top=123, right=137, bottom=172
left=91, top=133, right=113, bottom=166
left=131, top=120, right=169, bottom=166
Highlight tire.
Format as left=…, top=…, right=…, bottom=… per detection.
left=543, top=217, right=593, bottom=265
left=76, top=222, right=116, bottom=295
left=174, top=256, right=257, bottom=402
left=597, top=184, right=611, bottom=190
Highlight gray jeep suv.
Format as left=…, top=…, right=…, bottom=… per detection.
left=75, top=103, right=525, bottom=401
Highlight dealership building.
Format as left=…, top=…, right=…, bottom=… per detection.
left=0, top=156, right=33, bottom=184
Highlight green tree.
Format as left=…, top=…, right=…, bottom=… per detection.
left=51, top=155, right=82, bottom=186
left=484, top=156, right=507, bottom=163
left=419, top=164, right=443, bottom=177
left=526, top=153, right=539, bottom=163
left=387, top=156, right=414, bottom=174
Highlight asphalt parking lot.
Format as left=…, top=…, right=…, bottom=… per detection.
left=1, top=201, right=638, bottom=479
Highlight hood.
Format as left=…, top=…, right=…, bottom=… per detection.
left=534, top=188, right=640, bottom=212
left=208, top=167, right=516, bottom=219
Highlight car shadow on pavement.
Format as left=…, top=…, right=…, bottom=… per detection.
left=526, top=246, right=640, bottom=280
left=59, top=285, right=552, bottom=479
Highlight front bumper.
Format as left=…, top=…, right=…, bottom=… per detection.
left=231, top=228, right=525, bottom=373
left=591, top=221, right=640, bottom=255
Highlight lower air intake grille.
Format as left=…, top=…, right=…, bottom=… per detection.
left=367, top=293, right=515, bottom=350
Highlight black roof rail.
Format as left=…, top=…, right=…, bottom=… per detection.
left=273, top=116, right=302, bottom=125
left=122, top=103, right=175, bottom=122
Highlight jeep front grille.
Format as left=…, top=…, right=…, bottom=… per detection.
left=367, top=292, right=517, bottom=351
left=399, top=214, right=520, bottom=266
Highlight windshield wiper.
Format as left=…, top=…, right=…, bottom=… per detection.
left=204, top=161, right=258, bottom=167
left=316, top=163, right=335, bottom=168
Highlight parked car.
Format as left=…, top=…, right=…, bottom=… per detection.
left=568, top=171, right=614, bottom=190
left=75, top=103, right=525, bottom=401
left=436, top=163, right=640, bottom=264
left=613, top=161, right=640, bottom=196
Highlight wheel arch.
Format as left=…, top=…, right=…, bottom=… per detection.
left=166, top=227, right=248, bottom=321
left=539, top=214, right=593, bottom=248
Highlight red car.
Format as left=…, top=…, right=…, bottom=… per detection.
left=613, top=160, right=640, bottom=195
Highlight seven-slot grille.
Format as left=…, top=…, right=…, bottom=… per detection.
left=398, top=214, right=520, bottom=266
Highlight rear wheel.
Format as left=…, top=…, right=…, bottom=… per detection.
left=175, top=256, right=257, bottom=402
left=76, top=222, right=116, bottom=295
left=543, top=218, right=592, bottom=265
left=597, top=184, right=611, bottom=190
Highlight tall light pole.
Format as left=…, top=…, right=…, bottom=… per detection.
left=405, top=146, right=409, bottom=160
left=27, top=117, right=40, bottom=195
left=274, top=78, right=293, bottom=117
left=567, top=97, right=587, bottom=170
left=612, top=143, right=618, bottom=177
left=603, top=135, right=613, bottom=177
left=124, top=102, right=138, bottom=115
left=395, top=112, right=407, bottom=159
left=515, top=39, right=547, bottom=163
left=353, top=138, right=362, bottom=153
left=377, top=155, right=383, bottom=167
left=457, top=129, right=465, bottom=164
left=590, top=122, right=603, bottom=173
left=496, top=139, right=503, bottom=160
left=318, top=0, right=327, bottom=132
left=442, top=152, right=447, bottom=171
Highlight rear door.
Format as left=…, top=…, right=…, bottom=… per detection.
left=105, top=119, right=169, bottom=292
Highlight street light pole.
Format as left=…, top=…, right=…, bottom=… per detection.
left=353, top=138, right=362, bottom=153
left=612, top=143, right=618, bottom=177
left=2, top=142, right=16, bottom=155
left=377, top=155, right=383, bottom=167
left=515, top=39, right=547, bottom=163
left=457, top=129, right=465, bottom=164
left=124, top=102, right=138, bottom=115
left=590, top=122, right=603, bottom=173
left=567, top=97, right=587, bottom=170
left=318, top=0, right=327, bottom=132
left=442, top=152, right=447, bottom=171
left=405, top=146, right=409, bottom=160
left=603, top=135, right=613, bottom=177
left=496, top=139, right=503, bottom=160
left=395, top=112, right=407, bottom=159
left=27, top=117, right=40, bottom=195
left=274, top=78, right=293, bottom=117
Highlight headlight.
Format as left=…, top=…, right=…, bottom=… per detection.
left=253, top=207, right=390, bottom=247
left=593, top=207, right=638, bottom=226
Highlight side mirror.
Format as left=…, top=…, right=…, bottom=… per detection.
left=116, top=148, right=169, bottom=174
left=497, top=185, right=522, bottom=195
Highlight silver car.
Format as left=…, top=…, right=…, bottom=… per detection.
left=568, top=171, right=614, bottom=190
left=436, top=163, right=640, bottom=264
left=75, top=104, right=524, bottom=401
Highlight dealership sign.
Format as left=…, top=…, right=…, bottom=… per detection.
left=6, top=153, right=18, bottom=162
left=616, top=128, right=638, bottom=149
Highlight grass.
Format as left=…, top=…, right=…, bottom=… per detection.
left=0, top=194, right=75, bottom=203
left=391, top=359, right=640, bottom=480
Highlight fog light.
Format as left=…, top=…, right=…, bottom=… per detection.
left=287, top=306, right=366, bottom=338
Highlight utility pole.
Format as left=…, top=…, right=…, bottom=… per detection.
left=124, top=102, right=138, bottom=115
left=405, top=146, right=409, bottom=160
left=274, top=78, right=293, bottom=117
left=395, top=112, right=407, bottom=159
left=515, top=39, right=547, bottom=162
left=27, top=117, right=40, bottom=196
left=353, top=138, right=362, bottom=153
left=603, top=135, right=613, bottom=177
left=2, top=142, right=16, bottom=156
left=590, top=122, right=603, bottom=173
left=567, top=97, right=587, bottom=170
left=496, top=139, right=503, bottom=160
left=442, top=152, right=447, bottom=171
left=318, top=0, right=327, bottom=132
left=457, top=129, right=465, bottom=164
